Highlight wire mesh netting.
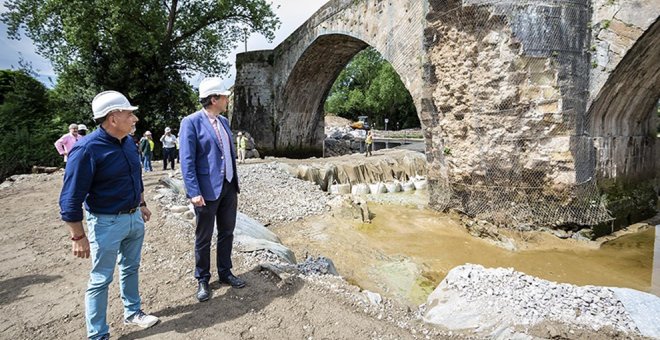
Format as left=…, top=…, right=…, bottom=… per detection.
left=426, top=0, right=613, bottom=227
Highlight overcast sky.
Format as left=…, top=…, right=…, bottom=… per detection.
left=0, top=0, right=328, bottom=88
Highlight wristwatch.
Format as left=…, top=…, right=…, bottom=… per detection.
left=139, top=202, right=147, bottom=207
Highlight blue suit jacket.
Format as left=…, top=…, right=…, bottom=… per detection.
left=179, top=110, right=240, bottom=201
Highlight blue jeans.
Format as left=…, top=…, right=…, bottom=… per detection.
left=142, top=153, right=152, bottom=171
left=85, top=210, right=145, bottom=339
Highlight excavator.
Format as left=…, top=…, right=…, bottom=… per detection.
left=349, top=115, right=370, bottom=130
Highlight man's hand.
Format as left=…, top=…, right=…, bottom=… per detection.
left=191, top=195, right=205, bottom=207
left=140, top=206, right=152, bottom=222
left=72, top=238, right=90, bottom=258
left=63, top=151, right=68, bottom=156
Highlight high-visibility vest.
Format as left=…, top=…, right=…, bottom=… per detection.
left=237, top=136, right=247, bottom=149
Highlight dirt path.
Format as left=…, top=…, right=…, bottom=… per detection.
left=0, top=167, right=446, bottom=339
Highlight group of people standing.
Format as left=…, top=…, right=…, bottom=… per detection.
left=58, top=77, right=245, bottom=340
left=137, top=128, right=178, bottom=172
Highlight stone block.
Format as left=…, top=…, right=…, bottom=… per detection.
left=542, top=87, right=560, bottom=100
left=597, top=27, right=635, bottom=56
left=608, top=19, right=644, bottom=41
left=538, top=101, right=560, bottom=114
left=529, top=72, right=556, bottom=86
left=614, top=1, right=660, bottom=30
left=592, top=0, right=618, bottom=25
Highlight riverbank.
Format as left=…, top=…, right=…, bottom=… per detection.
left=0, top=156, right=656, bottom=339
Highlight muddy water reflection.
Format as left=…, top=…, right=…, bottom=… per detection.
left=277, top=203, right=656, bottom=306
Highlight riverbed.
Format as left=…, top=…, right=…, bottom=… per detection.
left=275, top=198, right=657, bottom=306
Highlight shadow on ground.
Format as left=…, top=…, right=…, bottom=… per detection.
left=119, top=266, right=302, bottom=339
left=0, top=274, right=62, bottom=306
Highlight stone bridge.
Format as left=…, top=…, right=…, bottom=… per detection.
left=233, top=0, right=659, bottom=230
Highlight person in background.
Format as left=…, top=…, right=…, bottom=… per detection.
left=54, top=123, right=81, bottom=162
left=78, top=124, right=88, bottom=137
left=59, top=90, right=159, bottom=340
left=236, top=131, right=247, bottom=164
left=365, top=129, right=373, bottom=157
left=179, top=77, right=244, bottom=303
left=175, top=130, right=180, bottom=164
left=160, top=127, right=177, bottom=171
left=139, top=131, right=153, bottom=172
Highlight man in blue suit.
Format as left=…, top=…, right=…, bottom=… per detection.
left=179, top=77, right=244, bottom=302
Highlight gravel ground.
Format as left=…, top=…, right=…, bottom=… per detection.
left=423, top=264, right=648, bottom=338
left=236, top=162, right=332, bottom=227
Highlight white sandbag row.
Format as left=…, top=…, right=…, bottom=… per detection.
left=328, top=176, right=428, bottom=195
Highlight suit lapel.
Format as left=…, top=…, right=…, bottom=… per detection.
left=199, top=111, right=222, bottom=151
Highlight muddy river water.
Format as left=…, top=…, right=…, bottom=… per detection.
left=276, top=199, right=658, bottom=306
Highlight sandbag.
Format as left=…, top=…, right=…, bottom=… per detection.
left=413, top=176, right=428, bottom=190
left=329, top=183, right=351, bottom=195
left=368, top=182, right=387, bottom=194
left=385, top=181, right=402, bottom=193
left=351, top=183, right=371, bottom=195
left=402, top=180, right=416, bottom=192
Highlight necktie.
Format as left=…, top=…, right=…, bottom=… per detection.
left=212, top=119, right=233, bottom=182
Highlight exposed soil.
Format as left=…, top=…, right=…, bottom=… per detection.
left=1, top=158, right=653, bottom=339
left=0, top=162, right=454, bottom=339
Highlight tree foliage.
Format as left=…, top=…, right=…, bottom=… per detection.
left=324, top=47, right=419, bottom=130
left=0, top=70, right=62, bottom=180
left=2, top=0, right=280, bottom=136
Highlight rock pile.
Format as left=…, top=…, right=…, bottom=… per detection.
left=238, top=163, right=331, bottom=226
left=324, top=126, right=366, bottom=157
left=423, top=264, right=645, bottom=337
left=154, top=163, right=332, bottom=228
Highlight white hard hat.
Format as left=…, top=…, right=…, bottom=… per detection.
left=77, top=124, right=88, bottom=131
left=199, top=77, right=231, bottom=98
left=237, top=131, right=243, bottom=136
left=165, top=127, right=171, bottom=133
left=145, top=130, right=152, bottom=135
left=92, top=90, right=138, bottom=119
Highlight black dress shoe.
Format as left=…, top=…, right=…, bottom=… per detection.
left=219, top=274, right=246, bottom=288
left=196, top=281, right=211, bottom=302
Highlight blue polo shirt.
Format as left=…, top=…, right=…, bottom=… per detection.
left=59, top=126, right=143, bottom=222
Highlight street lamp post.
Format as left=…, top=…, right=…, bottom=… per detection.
left=243, top=27, right=249, bottom=52
left=384, top=118, right=389, bottom=149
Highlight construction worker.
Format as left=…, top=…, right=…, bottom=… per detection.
left=365, top=130, right=373, bottom=157
left=237, top=132, right=247, bottom=163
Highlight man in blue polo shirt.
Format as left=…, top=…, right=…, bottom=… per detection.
left=59, top=90, right=159, bottom=340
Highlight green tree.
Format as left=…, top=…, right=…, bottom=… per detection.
left=324, top=47, right=419, bottom=130
left=2, top=0, right=280, bottom=136
left=0, top=69, right=61, bottom=180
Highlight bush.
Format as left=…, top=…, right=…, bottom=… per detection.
left=0, top=70, right=61, bottom=181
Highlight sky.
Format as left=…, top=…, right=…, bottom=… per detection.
left=0, top=0, right=329, bottom=88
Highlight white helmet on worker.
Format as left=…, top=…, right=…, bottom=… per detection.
left=77, top=124, right=88, bottom=131
left=198, top=77, right=231, bottom=98
left=92, top=90, right=138, bottom=119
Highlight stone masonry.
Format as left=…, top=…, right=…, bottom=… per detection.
left=233, top=0, right=659, bottom=230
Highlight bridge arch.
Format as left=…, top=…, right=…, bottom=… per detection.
left=233, top=0, right=658, bottom=230
left=588, top=18, right=660, bottom=184
left=233, top=0, right=427, bottom=156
